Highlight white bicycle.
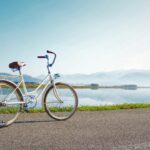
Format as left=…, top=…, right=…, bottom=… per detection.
left=0, top=50, right=78, bottom=128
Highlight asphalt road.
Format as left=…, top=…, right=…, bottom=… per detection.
left=1, top=109, right=150, bottom=150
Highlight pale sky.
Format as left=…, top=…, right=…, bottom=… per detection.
left=0, top=0, right=150, bottom=76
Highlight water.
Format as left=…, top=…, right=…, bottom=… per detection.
left=1, top=88, right=150, bottom=107
left=76, top=88, right=150, bottom=106
left=29, top=88, right=150, bottom=107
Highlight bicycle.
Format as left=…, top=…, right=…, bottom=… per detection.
left=0, top=50, right=78, bottom=128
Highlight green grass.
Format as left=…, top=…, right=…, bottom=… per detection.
left=1, top=103, right=150, bottom=114
left=78, top=103, right=150, bottom=111
left=0, top=107, right=20, bottom=114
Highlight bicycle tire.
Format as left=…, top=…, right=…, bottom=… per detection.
left=0, top=80, right=23, bottom=128
left=44, top=82, right=78, bottom=121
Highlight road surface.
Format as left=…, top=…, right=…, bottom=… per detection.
left=1, top=109, right=150, bottom=150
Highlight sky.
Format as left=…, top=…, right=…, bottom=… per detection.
left=0, top=0, right=150, bottom=76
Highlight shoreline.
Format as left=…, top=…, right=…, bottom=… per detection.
left=1, top=103, right=150, bottom=114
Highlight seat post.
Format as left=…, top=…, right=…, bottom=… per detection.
left=18, top=69, right=22, bottom=76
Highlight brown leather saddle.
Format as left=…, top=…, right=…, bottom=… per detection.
left=9, top=61, right=26, bottom=71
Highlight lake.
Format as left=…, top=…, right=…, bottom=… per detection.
left=32, top=88, right=150, bottom=107
left=76, top=88, right=150, bottom=106
left=1, top=88, right=150, bottom=108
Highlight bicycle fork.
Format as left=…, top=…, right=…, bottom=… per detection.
left=52, top=83, right=63, bottom=103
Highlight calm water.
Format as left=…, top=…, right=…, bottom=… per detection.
left=76, top=88, right=150, bottom=106
left=34, top=88, right=150, bottom=107
left=1, top=88, right=150, bottom=107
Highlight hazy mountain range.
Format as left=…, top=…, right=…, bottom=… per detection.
left=0, top=72, right=40, bottom=83
left=1, top=70, right=150, bottom=86
left=57, top=70, right=150, bottom=86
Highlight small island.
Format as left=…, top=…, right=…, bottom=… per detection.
left=71, top=83, right=138, bottom=90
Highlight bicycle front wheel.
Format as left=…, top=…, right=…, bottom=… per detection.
left=0, top=80, right=23, bottom=128
left=44, top=82, right=78, bottom=121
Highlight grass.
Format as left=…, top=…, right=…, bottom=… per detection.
left=0, top=107, right=20, bottom=114
left=78, top=103, right=150, bottom=111
left=1, top=103, right=150, bottom=114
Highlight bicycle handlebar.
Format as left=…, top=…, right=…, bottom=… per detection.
left=47, top=50, right=56, bottom=55
left=37, top=50, right=57, bottom=67
left=37, top=56, right=47, bottom=58
left=47, top=50, right=56, bottom=67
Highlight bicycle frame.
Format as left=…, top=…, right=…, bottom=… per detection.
left=19, top=70, right=54, bottom=103
left=2, top=70, right=55, bottom=107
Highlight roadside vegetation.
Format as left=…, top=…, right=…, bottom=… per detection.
left=1, top=103, right=150, bottom=114
left=78, top=103, right=150, bottom=111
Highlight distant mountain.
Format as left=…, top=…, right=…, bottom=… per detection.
left=54, top=70, right=150, bottom=86
left=0, top=72, right=40, bottom=83
left=0, top=73, right=12, bottom=76
left=121, top=71, right=150, bottom=80
left=1, top=70, right=150, bottom=86
left=23, top=74, right=41, bottom=83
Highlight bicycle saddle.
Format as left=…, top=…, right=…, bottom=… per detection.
left=9, top=61, right=26, bottom=70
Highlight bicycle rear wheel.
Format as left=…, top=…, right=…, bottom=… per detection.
left=0, top=80, right=23, bottom=128
left=44, top=82, right=78, bottom=120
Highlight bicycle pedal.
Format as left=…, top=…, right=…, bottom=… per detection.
left=23, top=104, right=29, bottom=112
left=23, top=103, right=28, bottom=108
